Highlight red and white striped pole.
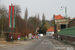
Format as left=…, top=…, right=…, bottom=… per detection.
left=9, top=4, right=15, bottom=41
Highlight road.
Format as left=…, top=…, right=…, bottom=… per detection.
left=0, top=36, right=74, bottom=50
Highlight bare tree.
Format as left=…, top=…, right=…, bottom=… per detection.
left=14, top=5, right=21, bottom=17
left=42, top=13, right=45, bottom=25
left=14, top=5, right=21, bottom=32
left=24, top=8, right=28, bottom=35
left=24, top=8, right=28, bottom=21
left=0, top=5, right=9, bottom=37
left=28, top=15, right=41, bottom=31
left=38, top=13, right=39, bottom=21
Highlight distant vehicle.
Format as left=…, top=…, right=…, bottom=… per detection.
left=40, top=34, right=43, bottom=37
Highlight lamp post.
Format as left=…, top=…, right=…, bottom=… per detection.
left=61, top=6, right=67, bottom=18
left=60, top=6, right=68, bottom=28
left=61, top=6, right=67, bottom=42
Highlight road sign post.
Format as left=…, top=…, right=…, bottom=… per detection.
left=18, top=35, right=20, bottom=40
left=18, top=35, right=20, bottom=43
left=11, top=35, right=13, bottom=42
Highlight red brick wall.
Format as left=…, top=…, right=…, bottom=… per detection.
left=68, top=19, right=75, bottom=28
left=67, top=36, right=75, bottom=42
left=4, top=32, right=20, bottom=41
left=58, top=34, right=75, bottom=42
left=59, top=35, right=65, bottom=40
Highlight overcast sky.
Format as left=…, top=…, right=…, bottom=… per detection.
left=0, top=0, right=75, bottom=20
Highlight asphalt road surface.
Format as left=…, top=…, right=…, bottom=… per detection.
left=0, top=36, right=74, bottom=50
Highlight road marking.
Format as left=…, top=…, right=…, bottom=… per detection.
left=42, top=39, right=52, bottom=44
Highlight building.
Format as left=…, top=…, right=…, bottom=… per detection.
left=68, top=18, right=75, bottom=28
left=46, top=27, right=54, bottom=37
left=54, top=14, right=70, bottom=29
left=54, top=14, right=75, bottom=43
left=53, top=14, right=70, bottom=38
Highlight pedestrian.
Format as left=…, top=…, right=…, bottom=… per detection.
left=61, top=37, right=62, bottom=41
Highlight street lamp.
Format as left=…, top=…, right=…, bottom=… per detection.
left=60, top=6, right=67, bottom=42
left=60, top=6, right=68, bottom=28
left=61, top=6, right=67, bottom=18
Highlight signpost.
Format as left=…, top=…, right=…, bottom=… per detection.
left=9, top=4, right=15, bottom=42
left=18, top=35, right=20, bottom=40
left=18, top=35, right=20, bottom=43
left=11, top=35, right=12, bottom=40
left=11, top=35, right=13, bottom=42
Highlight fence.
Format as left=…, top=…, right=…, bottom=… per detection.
left=57, top=26, right=75, bottom=42
left=4, top=32, right=20, bottom=41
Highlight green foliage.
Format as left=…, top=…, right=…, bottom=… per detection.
left=20, top=37, right=29, bottom=40
left=37, top=13, right=51, bottom=34
left=44, top=22, right=51, bottom=30
left=38, top=22, right=51, bottom=34
left=20, top=37, right=26, bottom=40
left=50, top=20, right=54, bottom=27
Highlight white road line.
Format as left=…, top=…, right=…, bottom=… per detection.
left=41, top=39, right=52, bottom=44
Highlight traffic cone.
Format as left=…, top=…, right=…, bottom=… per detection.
left=17, top=41, right=19, bottom=43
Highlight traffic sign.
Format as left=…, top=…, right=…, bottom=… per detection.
left=18, top=35, right=20, bottom=40
left=11, top=35, right=12, bottom=39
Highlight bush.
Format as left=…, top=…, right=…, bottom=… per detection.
left=20, top=37, right=26, bottom=40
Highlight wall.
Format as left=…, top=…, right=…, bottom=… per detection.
left=46, top=32, right=54, bottom=37
left=58, top=34, right=75, bottom=42
left=4, top=32, right=20, bottom=41
left=68, top=19, right=75, bottom=28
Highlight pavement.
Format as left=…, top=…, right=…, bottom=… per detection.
left=0, top=39, right=34, bottom=48
left=50, top=37, right=75, bottom=50
left=0, top=36, right=75, bottom=50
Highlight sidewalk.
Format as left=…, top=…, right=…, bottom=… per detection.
left=50, top=38, right=75, bottom=50
left=0, top=41, right=20, bottom=47
left=0, top=38, right=38, bottom=48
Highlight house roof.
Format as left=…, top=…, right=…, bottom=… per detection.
left=55, top=14, right=64, bottom=19
left=71, top=18, right=75, bottom=21
left=46, top=27, right=54, bottom=32
left=69, top=18, right=75, bottom=22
